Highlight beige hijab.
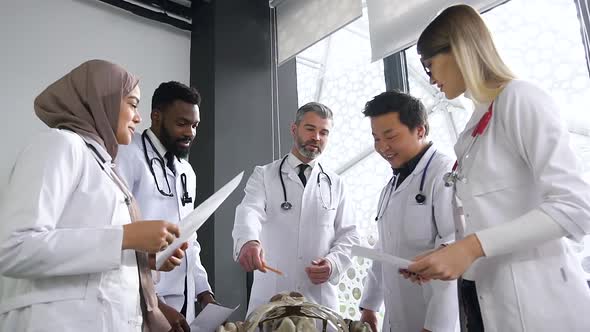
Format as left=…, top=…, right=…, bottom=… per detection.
left=34, top=59, right=137, bottom=159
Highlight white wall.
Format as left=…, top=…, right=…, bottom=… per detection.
left=0, top=0, right=191, bottom=186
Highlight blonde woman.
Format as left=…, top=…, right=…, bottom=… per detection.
left=406, top=4, right=590, bottom=331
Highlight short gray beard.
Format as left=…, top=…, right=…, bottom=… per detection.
left=297, top=143, right=321, bottom=160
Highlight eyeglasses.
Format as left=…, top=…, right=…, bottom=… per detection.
left=421, top=61, right=433, bottom=78
left=420, top=46, right=451, bottom=78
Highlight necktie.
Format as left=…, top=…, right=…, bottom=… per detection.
left=298, top=164, right=309, bottom=187
left=164, top=151, right=176, bottom=175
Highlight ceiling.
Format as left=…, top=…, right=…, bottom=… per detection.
left=98, top=0, right=200, bottom=31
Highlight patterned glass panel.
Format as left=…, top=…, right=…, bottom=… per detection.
left=295, top=0, right=590, bottom=321
left=408, top=0, right=590, bottom=279
left=296, top=10, right=388, bottom=321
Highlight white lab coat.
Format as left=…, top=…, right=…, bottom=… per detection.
left=360, top=147, right=459, bottom=332
left=0, top=129, right=142, bottom=331
left=456, top=80, right=590, bottom=331
left=116, top=130, right=211, bottom=322
left=232, top=154, right=360, bottom=315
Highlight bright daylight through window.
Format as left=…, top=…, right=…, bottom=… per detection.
left=296, top=0, right=590, bottom=319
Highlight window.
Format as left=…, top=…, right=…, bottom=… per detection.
left=296, top=9, right=388, bottom=320
left=296, top=0, right=590, bottom=320
left=407, top=0, right=590, bottom=279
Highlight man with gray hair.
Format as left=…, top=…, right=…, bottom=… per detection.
left=232, top=102, right=360, bottom=315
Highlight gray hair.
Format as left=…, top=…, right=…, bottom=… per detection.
left=295, top=102, right=333, bottom=125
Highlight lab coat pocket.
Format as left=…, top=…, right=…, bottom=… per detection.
left=469, top=177, right=523, bottom=197
left=316, top=206, right=336, bottom=227
left=109, top=187, right=133, bottom=227
left=32, top=274, right=90, bottom=301
left=316, top=186, right=337, bottom=225
left=509, top=255, right=589, bottom=330
left=403, top=205, right=433, bottom=242
left=0, top=275, right=90, bottom=314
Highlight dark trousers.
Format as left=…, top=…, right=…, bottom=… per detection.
left=460, top=279, right=485, bottom=332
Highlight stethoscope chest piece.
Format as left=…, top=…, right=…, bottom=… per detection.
left=181, top=193, right=193, bottom=206
left=180, top=173, right=193, bottom=206
left=414, top=150, right=437, bottom=204
left=281, top=201, right=292, bottom=210
left=415, top=193, right=426, bottom=204
left=443, top=171, right=456, bottom=187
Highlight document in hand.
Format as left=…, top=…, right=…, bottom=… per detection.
left=351, top=245, right=413, bottom=270
left=156, top=171, right=244, bottom=269
left=189, top=304, right=239, bottom=332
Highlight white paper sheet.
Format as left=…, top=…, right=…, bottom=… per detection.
left=189, top=304, right=239, bottom=332
left=351, top=245, right=413, bottom=269
left=156, top=172, right=244, bottom=269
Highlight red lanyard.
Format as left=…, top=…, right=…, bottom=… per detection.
left=451, top=102, right=494, bottom=171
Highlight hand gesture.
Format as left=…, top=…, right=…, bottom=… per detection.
left=149, top=242, right=189, bottom=271
left=305, top=258, right=332, bottom=285
left=237, top=241, right=266, bottom=272
left=406, top=235, right=484, bottom=282
left=122, top=220, right=180, bottom=253
left=360, top=309, right=378, bottom=332
left=158, top=299, right=190, bottom=332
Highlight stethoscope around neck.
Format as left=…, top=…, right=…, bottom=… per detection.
left=278, top=154, right=334, bottom=211
left=141, top=131, right=193, bottom=206
left=374, top=150, right=437, bottom=221
left=443, top=101, right=494, bottom=187
left=85, top=142, right=132, bottom=206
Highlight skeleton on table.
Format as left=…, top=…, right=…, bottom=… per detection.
left=216, top=292, right=372, bottom=332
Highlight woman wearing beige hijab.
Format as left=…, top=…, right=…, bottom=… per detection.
left=0, top=60, right=186, bottom=331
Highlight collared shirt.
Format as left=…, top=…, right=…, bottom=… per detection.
left=392, top=142, right=433, bottom=189
left=286, top=152, right=318, bottom=183
left=145, top=129, right=176, bottom=162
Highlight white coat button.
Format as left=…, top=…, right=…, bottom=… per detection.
left=298, top=256, right=303, bottom=260
left=466, top=213, right=470, bottom=218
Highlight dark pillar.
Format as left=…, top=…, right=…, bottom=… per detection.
left=383, top=51, right=409, bottom=92
left=189, top=0, right=298, bottom=320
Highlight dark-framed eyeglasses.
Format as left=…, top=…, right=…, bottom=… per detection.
left=420, top=46, right=451, bottom=78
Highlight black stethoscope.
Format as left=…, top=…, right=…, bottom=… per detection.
left=278, top=154, right=334, bottom=211
left=141, top=131, right=193, bottom=206
left=375, top=150, right=437, bottom=221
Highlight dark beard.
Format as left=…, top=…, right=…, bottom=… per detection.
left=160, top=124, right=190, bottom=159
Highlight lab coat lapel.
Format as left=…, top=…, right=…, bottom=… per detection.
left=144, top=131, right=175, bottom=178
left=308, top=164, right=321, bottom=191
left=393, top=172, right=414, bottom=194
left=391, top=146, right=437, bottom=196
left=283, top=165, right=304, bottom=189
left=455, top=101, right=489, bottom=159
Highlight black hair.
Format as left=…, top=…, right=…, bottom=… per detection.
left=363, top=90, right=429, bottom=135
left=151, top=81, right=201, bottom=111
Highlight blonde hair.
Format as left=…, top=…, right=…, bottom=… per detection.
left=417, top=4, right=516, bottom=103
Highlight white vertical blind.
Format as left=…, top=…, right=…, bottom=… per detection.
left=574, top=0, right=590, bottom=77
left=366, top=0, right=509, bottom=62
left=271, top=0, right=362, bottom=65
